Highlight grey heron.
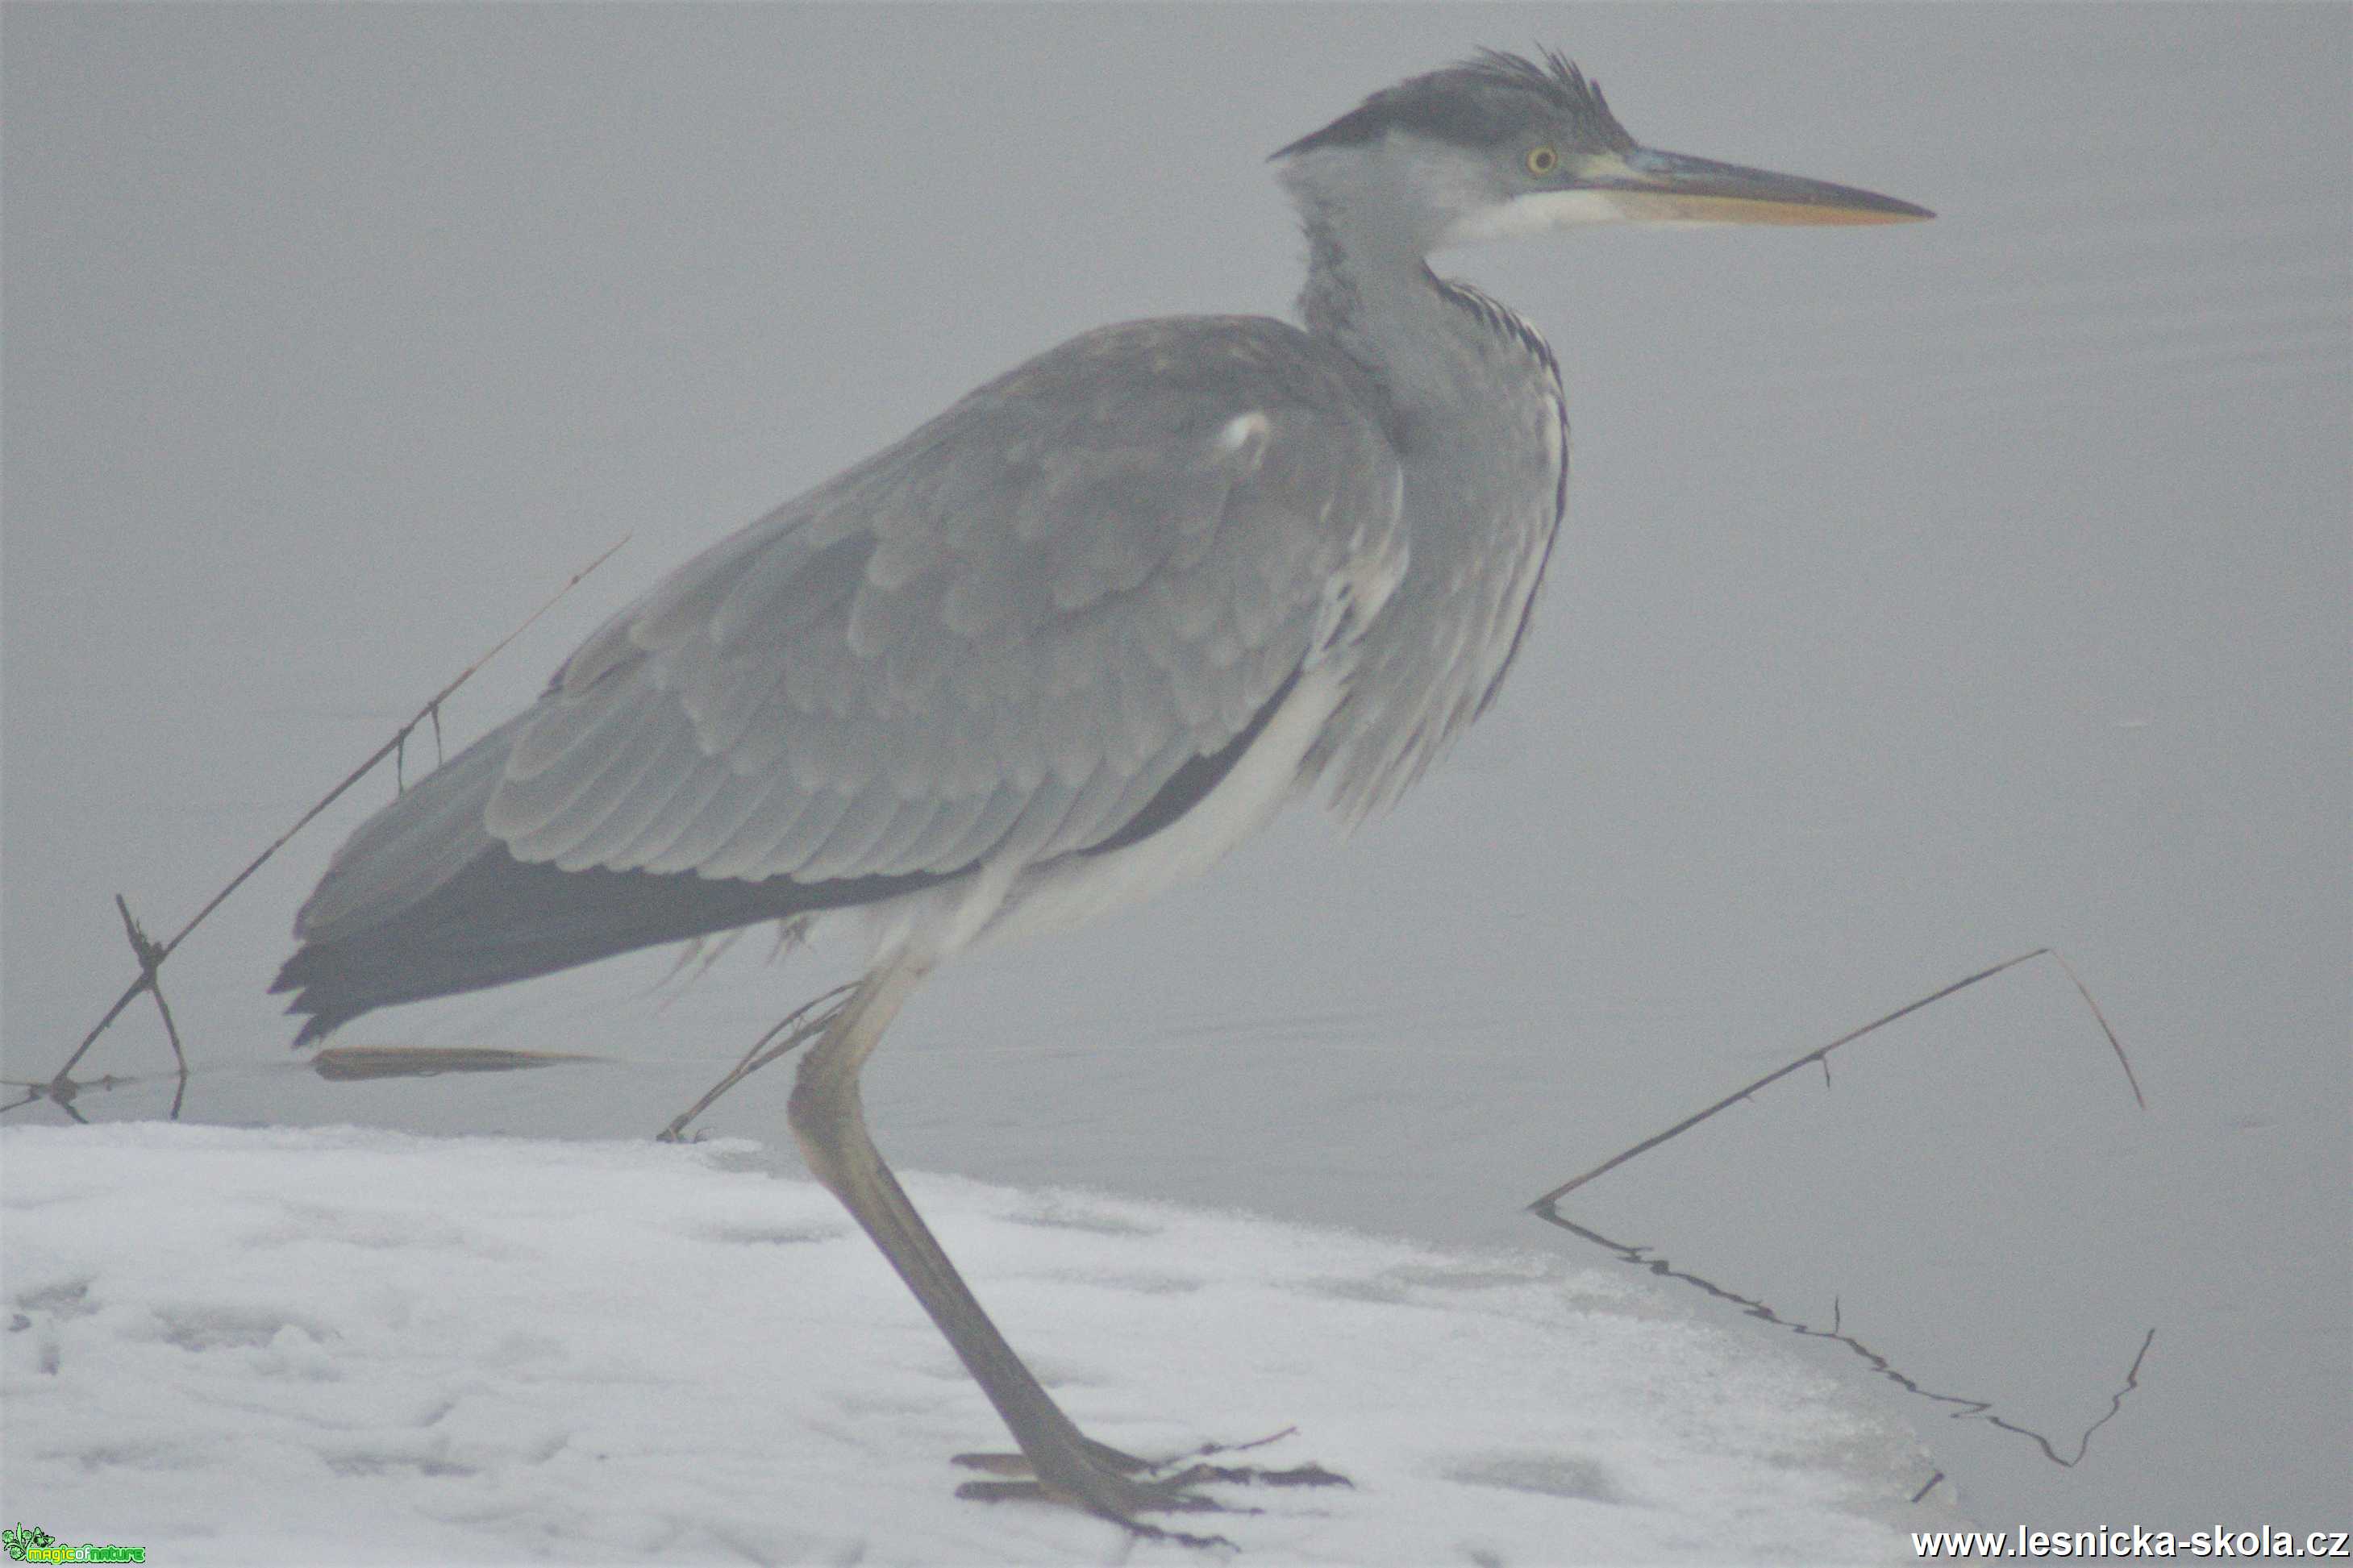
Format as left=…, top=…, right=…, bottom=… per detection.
left=275, top=50, right=1929, bottom=1533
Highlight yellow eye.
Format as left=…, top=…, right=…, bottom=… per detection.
left=1525, top=145, right=1560, bottom=177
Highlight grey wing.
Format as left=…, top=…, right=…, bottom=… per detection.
left=477, top=318, right=1406, bottom=888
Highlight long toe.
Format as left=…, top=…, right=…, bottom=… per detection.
left=1159, top=1458, right=1353, bottom=1489
left=1140, top=1426, right=1353, bottom=1489
left=958, top=1478, right=1237, bottom=1550
left=957, top=1448, right=1252, bottom=1549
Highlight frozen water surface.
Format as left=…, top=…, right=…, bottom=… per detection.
left=4, top=1124, right=1949, bottom=1565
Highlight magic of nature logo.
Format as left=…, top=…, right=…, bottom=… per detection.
left=4, top=1524, right=145, bottom=1564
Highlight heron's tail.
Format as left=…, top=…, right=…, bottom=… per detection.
left=271, top=716, right=867, bottom=1046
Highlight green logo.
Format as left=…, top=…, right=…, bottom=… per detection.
left=4, top=1525, right=145, bottom=1564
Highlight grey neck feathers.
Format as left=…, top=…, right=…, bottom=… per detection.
left=1285, top=164, right=1481, bottom=418
left=1286, top=169, right=1547, bottom=426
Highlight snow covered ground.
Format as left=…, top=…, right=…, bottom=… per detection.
left=4, top=1124, right=1953, bottom=1564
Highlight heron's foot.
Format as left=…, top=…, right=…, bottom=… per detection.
left=956, top=1448, right=1240, bottom=1549
left=953, top=1425, right=1350, bottom=1542
left=959, top=1424, right=1352, bottom=1489
left=1164, top=1458, right=1353, bottom=1489
left=1160, top=1424, right=1354, bottom=1489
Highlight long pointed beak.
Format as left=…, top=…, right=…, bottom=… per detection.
left=1589, top=147, right=1932, bottom=226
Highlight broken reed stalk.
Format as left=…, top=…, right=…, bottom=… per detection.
left=1526, top=948, right=2154, bottom=1473
left=657, top=984, right=856, bottom=1142
left=1528, top=947, right=2143, bottom=1214
left=24, top=536, right=630, bottom=1113
left=113, top=894, right=187, bottom=1119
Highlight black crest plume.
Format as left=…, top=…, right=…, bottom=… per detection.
left=1276, top=48, right=1635, bottom=160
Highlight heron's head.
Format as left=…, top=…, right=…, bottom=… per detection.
left=1274, top=49, right=1930, bottom=254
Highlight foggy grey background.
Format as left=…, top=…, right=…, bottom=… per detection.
left=6, top=2, right=2345, bottom=1544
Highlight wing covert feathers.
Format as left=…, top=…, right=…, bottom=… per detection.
left=276, top=316, right=1405, bottom=1040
